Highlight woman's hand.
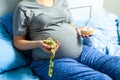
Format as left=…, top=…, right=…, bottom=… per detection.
left=76, top=27, right=95, bottom=38
left=37, top=40, right=60, bottom=54
left=54, top=40, right=60, bottom=53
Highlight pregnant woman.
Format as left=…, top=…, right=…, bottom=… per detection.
left=13, top=0, right=120, bottom=80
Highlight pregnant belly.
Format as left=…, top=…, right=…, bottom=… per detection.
left=31, top=25, right=82, bottom=60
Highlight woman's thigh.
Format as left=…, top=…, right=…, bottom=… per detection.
left=31, top=58, right=111, bottom=80
left=77, top=45, right=120, bottom=80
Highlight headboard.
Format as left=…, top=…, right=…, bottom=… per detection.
left=67, top=0, right=104, bottom=20
left=0, top=0, right=104, bottom=20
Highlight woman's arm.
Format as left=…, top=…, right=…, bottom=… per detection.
left=69, top=23, right=94, bottom=37
left=13, top=36, right=51, bottom=53
left=69, top=23, right=81, bottom=36
left=70, top=23, right=75, bottom=28
left=13, top=36, right=60, bottom=54
left=13, top=36, right=39, bottom=50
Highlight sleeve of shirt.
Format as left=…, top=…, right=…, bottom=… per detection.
left=13, top=5, right=28, bottom=36
left=65, top=0, right=73, bottom=24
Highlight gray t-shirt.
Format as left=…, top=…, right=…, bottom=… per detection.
left=13, top=0, right=82, bottom=60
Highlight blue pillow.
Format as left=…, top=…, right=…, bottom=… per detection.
left=0, top=23, right=28, bottom=73
left=84, top=9, right=118, bottom=55
left=0, top=66, right=39, bottom=80
left=73, top=20, right=87, bottom=27
left=0, top=12, right=13, bottom=37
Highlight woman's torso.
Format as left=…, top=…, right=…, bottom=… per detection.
left=18, top=0, right=83, bottom=60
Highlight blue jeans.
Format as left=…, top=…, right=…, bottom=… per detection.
left=31, top=45, right=120, bottom=80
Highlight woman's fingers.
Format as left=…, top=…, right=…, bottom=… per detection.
left=40, top=41, right=51, bottom=53
left=54, top=40, right=60, bottom=52
left=40, top=40, right=60, bottom=54
left=76, top=27, right=95, bottom=37
left=81, top=34, right=92, bottom=38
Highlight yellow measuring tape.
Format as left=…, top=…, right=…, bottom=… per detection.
left=43, top=38, right=57, bottom=77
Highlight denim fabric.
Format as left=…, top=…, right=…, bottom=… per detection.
left=31, top=45, right=120, bottom=80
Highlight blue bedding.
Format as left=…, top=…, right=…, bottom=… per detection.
left=74, top=9, right=120, bottom=56
left=85, top=10, right=120, bottom=56
left=0, top=66, right=39, bottom=80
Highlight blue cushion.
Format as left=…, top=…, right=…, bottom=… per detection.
left=84, top=9, right=119, bottom=55
left=0, top=66, right=39, bottom=80
left=73, top=20, right=87, bottom=27
left=0, top=12, right=13, bottom=37
left=0, top=23, right=28, bottom=73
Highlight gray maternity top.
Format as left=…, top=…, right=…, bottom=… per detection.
left=13, top=0, right=82, bottom=60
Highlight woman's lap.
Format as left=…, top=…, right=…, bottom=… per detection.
left=31, top=58, right=111, bottom=80
left=31, top=45, right=120, bottom=80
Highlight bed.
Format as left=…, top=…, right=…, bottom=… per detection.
left=0, top=0, right=120, bottom=80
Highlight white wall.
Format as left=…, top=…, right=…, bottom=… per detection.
left=104, top=0, right=120, bottom=15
